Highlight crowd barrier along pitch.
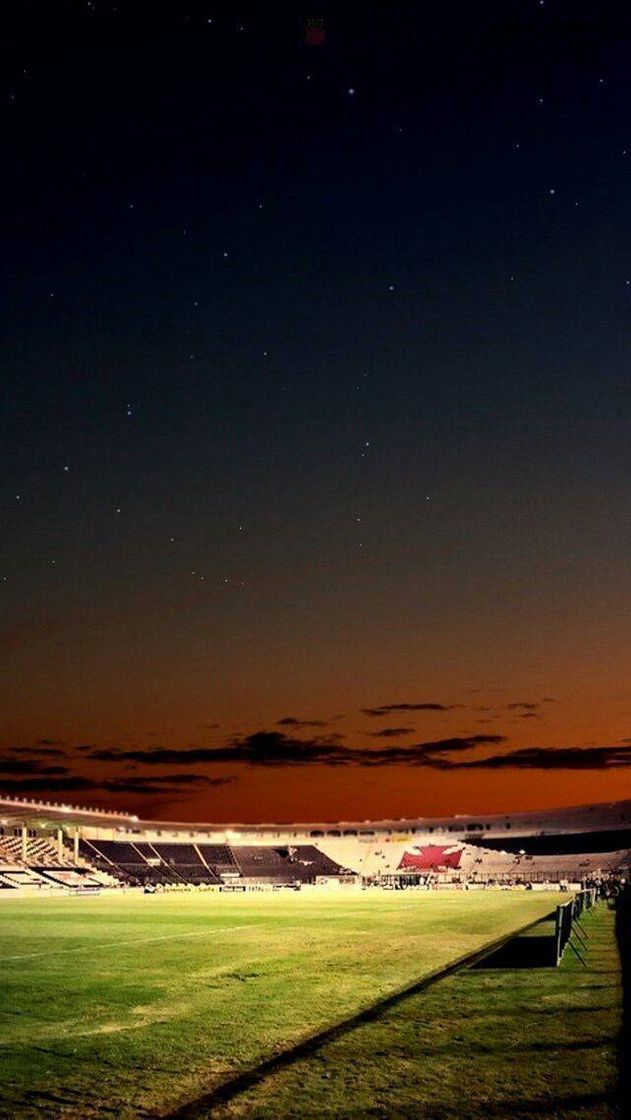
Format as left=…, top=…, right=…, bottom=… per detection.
left=554, top=888, right=597, bottom=965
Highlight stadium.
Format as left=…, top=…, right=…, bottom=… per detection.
left=2, top=793, right=629, bottom=1119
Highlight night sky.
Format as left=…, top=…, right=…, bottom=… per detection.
left=2, top=1, right=631, bottom=823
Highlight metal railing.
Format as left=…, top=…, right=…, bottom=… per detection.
left=554, top=888, right=597, bottom=965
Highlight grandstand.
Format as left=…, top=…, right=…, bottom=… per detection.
left=1, top=791, right=627, bottom=1120
left=1, top=793, right=630, bottom=892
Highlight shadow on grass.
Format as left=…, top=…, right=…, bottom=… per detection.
left=471, top=933, right=556, bottom=969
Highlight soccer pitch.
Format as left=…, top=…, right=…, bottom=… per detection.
left=1, top=890, right=562, bottom=1119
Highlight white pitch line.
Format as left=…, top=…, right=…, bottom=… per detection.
left=2, top=923, right=271, bottom=962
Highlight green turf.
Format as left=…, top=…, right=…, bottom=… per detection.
left=0, top=890, right=564, bottom=1119
left=212, top=904, right=622, bottom=1120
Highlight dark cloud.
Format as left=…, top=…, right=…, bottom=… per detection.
left=277, top=717, right=328, bottom=728
left=4, top=744, right=67, bottom=758
left=108, top=773, right=228, bottom=786
left=369, top=727, right=415, bottom=738
left=0, top=776, right=99, bottom=794
left=506, top=702, right=539, bottom=711
left=84, top=732, right=504, bottom=768
left=0, top=772, right=235, bottom=797
left=17, top=736, right=627, bottom=783
left=103, top=774, right=235, bottom=795
left=517, top=712, right=541, bottom=720
left=429, top=745, right=631, bottom=771
left=196, top=723, right=221, bottom=731
left=376, top=735, right=505, bottom=761
left=0, top=757, right=69, bottom=776
left=361, top=703, right=452, bottom=716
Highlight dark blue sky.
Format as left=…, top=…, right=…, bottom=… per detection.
left=2, top=2, right=631, bottom=821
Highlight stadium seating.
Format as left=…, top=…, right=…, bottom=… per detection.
left=4, top=820, right=625, bottom=893
left=150, top=843, right=220, bottom=884
left=0, top=868, right=45, bottom=889
left=28, top=838, right=73, bottom=866
left=80, top=839, right=175, bottom=885
left=37, top=868, right=102, bottom=889
left=398, top=845, right=463, bottom=871
left=231, top=846, right=297, bottom=881
left=0, top=833, right=112, bottom=891
left=316, top=838, right=403, bottom=877
left=232, top=845, right=349, bottom=883
left=287, top=845, right=353, bottom=879
left=78, top=838, right=223, bottom=886
left=197, top=844, right=240, bottom=876
left=0, top=835, right=73, bottom=867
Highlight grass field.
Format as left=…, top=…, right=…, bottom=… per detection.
left=0, top=890, right=590, bottom=1119
left=213, top=904, right=622, bottom=1120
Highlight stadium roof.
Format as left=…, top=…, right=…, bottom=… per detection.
left=2, top=793, right=631, bottom=834
left=0, top=795, right=137, bottom=828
